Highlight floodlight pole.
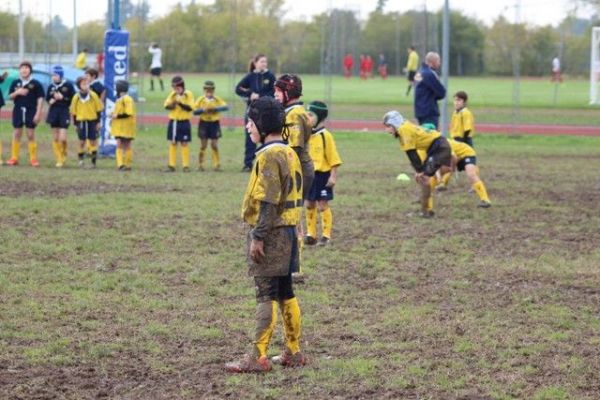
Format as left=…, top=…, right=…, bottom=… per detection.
left=440, top=0, right=450, bottom=136
left=18, top=0, right=25, bottom=60
left=72, top=0, right=78, bottom=60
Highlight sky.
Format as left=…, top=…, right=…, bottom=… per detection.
left=1, top=0, right=596, bottom=27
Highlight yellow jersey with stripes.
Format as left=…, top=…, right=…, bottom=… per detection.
left=111, top=94, right=136, bottom=139
left=396, top=121, right=441, bottom=152
left=194, top=95, right=227, bottom=122
left=70, top=91, right=103, bottom=121
left=309, top=127, right=343, bottom=172
left=164, top=90, right=194, bottom=120
left=450, top=107, right=475, bottom=139
left=242, top=141, right=303, bottom=227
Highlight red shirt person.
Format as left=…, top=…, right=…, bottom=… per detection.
left=359, top=55, right=367, bottom=80
left=343, top=54, right=353, bottom=78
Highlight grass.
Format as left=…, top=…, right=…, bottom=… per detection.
left=0, top=127, right=599, bottom=399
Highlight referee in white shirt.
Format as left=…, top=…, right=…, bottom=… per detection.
left=149, top=43, right=164, bottom=91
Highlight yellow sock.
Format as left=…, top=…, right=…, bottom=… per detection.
left=88, top=143, right=97, bottom=154
left=28, top=141, right=37, bottom=161
left=280, top=297, right=302, bottom=354
left=306, top=207, right=317, bottom=239
left=211, top=148, right=220, bottom=168
left=441, top=172, right=451, bottom=186
left=0, top=141, right=3, bottom=163
left=429, top=175, right=438, bottom=190
left=11, top=140, right=20, bottom=161
left=198, top=148, right=205, bottom=168
left=321, top=207, right=333, bottom=239
left=168, top=143, right=177, bottom=167
left=181, top=145, right=190, bottom=168
left=61, top=141, right=68, bottom=163
left=125, top=148, right=133, bottom=167
left=254, top=301, right=278, bottom=358
left=472, top=181, right=490, bottom=202
left=116, top=148, right=124, bottom=167
left=52, top=141, right=62, bottom=163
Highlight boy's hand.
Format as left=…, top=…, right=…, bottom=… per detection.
left=326, top=176, right=336, bottom=187
left=415, top=172, right=429, bottom=185
left=249, top=239, right=265, bottom=263
left=250, top=93, right=259, bottom=100
left=54, top=92, right=64, bottom=100
left=33, top=112, right=41, bottom=124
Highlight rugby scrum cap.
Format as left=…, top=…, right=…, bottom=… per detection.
left=247, top=97, right=285, bottom=136
left=383, top=111, right=404, bottom=129
left=116, top=80, right=129, bottom=94
left=203, top=80, right=215, bottom=90
left=52, top=65, right=64, bottom=79
left=275, top=73, right=302, bottom=99
left=307, top=100, right=329, bottom=126
left=76, top=76, right=87, bottom=89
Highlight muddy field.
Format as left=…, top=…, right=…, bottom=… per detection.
left=0, top=131, right=598, bottom=399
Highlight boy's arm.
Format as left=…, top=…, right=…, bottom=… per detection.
left=164, top=93, right=176, bottom=109
left=405, top=150, right=424, bottom=172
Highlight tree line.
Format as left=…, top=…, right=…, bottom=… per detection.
left=0, top=0, right=597, bottom=77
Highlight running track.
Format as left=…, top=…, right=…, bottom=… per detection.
left=139, top=115, right=600, bottom=137
left=1, top=111, right=598, bottom=136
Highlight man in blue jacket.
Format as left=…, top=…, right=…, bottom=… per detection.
left=414, top=52, right=446, bottom=129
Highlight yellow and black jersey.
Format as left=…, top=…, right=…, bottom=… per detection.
left=407, top=50, right=419, bottom=72
left=309, top=127, right=342, bottom=172
left=111, top=94, right=136, bottom=139
left=284, top=103, right=310, bottom=149
left=194, top=95, right=227, bottom=122
left=70, top=91, right=103, bottom=121
left=164, top=90, right=194, bottom=120
left=242, top=141, right=303, bottom=227
left=396, top=121, right=441, bottom=152
left=450, top=107, right=475, bottom=139
left=448, top=138, right=476, bottom=160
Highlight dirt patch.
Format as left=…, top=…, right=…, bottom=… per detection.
left=0, top=180, right=176, bottom=198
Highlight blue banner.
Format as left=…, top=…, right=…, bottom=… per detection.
left=100, top=29, right=129, bottom=156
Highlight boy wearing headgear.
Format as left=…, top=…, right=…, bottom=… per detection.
left=304, top=101, right=342, bottom=246
left=6, top=61, right=44, bottom=167
left=46, top=65, right=76, bottom=167
left=225, top=96, right=306, bottom=373
left=383, top=111, right=452, bottom=218
left=111, top=80, right=136, bottom=171
left=164, top=75, right=194, bottom=172
left=193, top=80, right=229, bottom=171
left=70, top=76, right=104, bottom=168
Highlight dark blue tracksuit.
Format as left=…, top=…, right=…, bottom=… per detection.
left=414, top=63, right=446, bottom=129
left=235, top=69, right=276, bottom=168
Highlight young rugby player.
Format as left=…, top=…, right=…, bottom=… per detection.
left=225, top=96, right=305, bottom=373
left=46, top=65, right=75, bottom=167
left=6, top=61, right=44, bottom=167
left=304, top=101, right=342, bottom=246
left=85, top=68, right=106, bottom=103
left=111, top=80, right=136, bottom=171
left=0, top=70, right=7, bottom=164
left=193, top=80, right=229, bottom=171
left=450, top=91, right=475, bottom=147
left=383, top=111, right=452, bottom=218
left=164, top=76, right=194, bottom=172
left=70, top=76, right=104, bottom=168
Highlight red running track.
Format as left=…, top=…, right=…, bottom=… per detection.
left=139, top=115, right=600, bottom=137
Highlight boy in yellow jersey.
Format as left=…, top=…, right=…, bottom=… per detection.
left=70, top=76, right=103, bottom=168
left=383, top=111, right=452, bottom=218
left=111, top=80, right=136, bottom=171
left=193, top=80, right=229, bottom=171
left=225, top=97, right=306, bottom=373
left=164, top=76, right=194, bottom=172
left=449, top=91, right=475, bottom=147
left=439, top=139, right=491, bottom=208
left=304, top=101, right=342, bottom=246
left=405, top=46, right=419, bottom=96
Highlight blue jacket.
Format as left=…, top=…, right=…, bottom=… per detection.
left=235, top=69, right=276, bottom=105
left=414, top=63, right=446, bottom=119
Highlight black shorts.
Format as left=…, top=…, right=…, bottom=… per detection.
left=408, top=71, right=417, bottom=82
left=46, top=107, right=70, bottom=129
left=254, top=275, right=295, bottom=303
left=198, top=120, right=222, bottom=140
left=307, top=171, right=334, bottom=202
left=457, top=156, right=477, bottom=172
left=12, top=106, right=37, bottom=129
left=115, top=136, right=134, bottom=142
left=423, top=137, right=452, bottom=177
left=150, top=67, right=162, bottom=76
left=454, top=136, right=474, bottom=147
left=167, top=120, right=192, bottom=142
left=76, top=121, right=98, bottom=141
